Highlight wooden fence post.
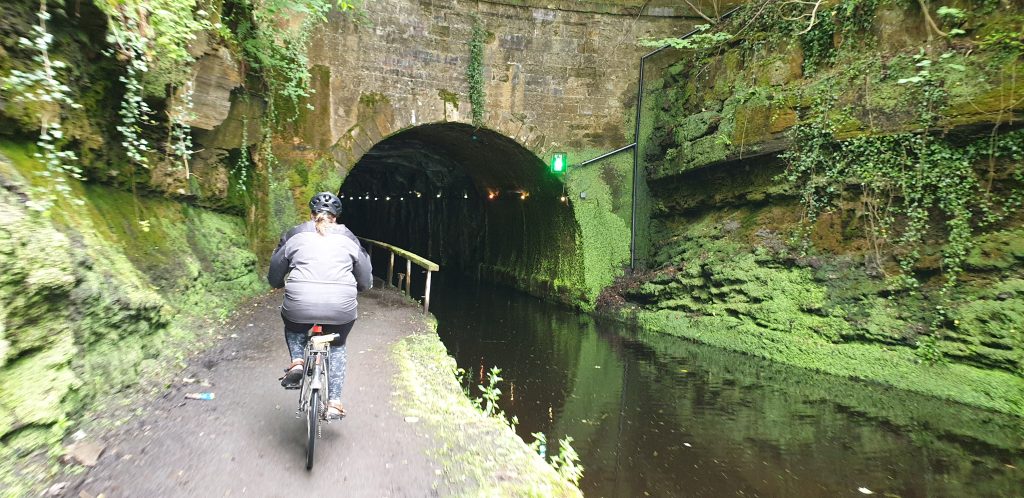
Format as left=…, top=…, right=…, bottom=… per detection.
left=405, top=259, right=412, bottom=296
left=423, top=270, right=432, bottom=314
left=387, top=252, right=395, bottom=288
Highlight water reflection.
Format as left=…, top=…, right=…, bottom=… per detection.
left=430, top=276, right=1024, bottom=497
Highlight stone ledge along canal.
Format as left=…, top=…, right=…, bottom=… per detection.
left=427, top=275, right=1023, bottom=497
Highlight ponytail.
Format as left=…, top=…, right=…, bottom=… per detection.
left=313, top=211, right=335, bottom=236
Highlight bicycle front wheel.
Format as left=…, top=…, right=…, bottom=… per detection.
left=306, top=389, right=320, bottom=470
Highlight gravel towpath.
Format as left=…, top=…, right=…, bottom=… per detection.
left=70, top=286, right=443, bottom=497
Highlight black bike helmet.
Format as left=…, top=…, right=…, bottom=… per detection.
left=309, top=192, right=342, bottom=216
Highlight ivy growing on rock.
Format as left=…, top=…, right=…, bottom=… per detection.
left=1, top=0, right=84, bottom=210
left=168, top=80, right=197, bottom=175
left=229, top=0, right=357, bottom=125
left=467, top=18, right=487, bottom=127
left=782, top=48, right=1024, bottom=305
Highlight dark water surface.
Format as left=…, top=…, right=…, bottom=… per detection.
left=429, top=276, right=1024, bottom=497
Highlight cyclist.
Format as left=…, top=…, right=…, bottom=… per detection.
left=267, top=192, right=372, bottom=419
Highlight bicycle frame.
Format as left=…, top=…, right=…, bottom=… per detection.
left=296, top=328, right=335, bottom=420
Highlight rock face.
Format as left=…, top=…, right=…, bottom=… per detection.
left=615, top=1, right=1024, bottom=412
left=0, top=146, right=265, bottom=493
left=183, top=46, right=243, bottom=131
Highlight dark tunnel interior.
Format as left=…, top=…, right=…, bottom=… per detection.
left=338, top=122, right=580, bottom=291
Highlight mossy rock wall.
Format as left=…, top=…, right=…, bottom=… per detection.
left=618, top=1, right=1024, bottom=414
left=0, top=143, right=264, bottom=492
left=0, top=0, right=263, bottom=215
left=646, top=1, right=1024, bottom=179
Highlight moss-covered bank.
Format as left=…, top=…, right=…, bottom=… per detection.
left=606, top=0, right=1024, bottom=415
left=392, top=323, right=582, bottom=497
left=0, top=142, right=264, bottom=495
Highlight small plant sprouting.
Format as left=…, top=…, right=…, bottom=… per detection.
left=915, top=335, right=946, bottom=365
left=531, top=432, right=584, bottom=486
left=470, top=366, right=519, bottom=429
left=478, top=366, right=503, bottom=418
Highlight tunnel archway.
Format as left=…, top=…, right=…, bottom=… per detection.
left=339, top=123, right=584, bottom=300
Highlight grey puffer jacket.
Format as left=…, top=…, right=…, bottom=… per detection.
left=267, top=221, right=372, bottom=325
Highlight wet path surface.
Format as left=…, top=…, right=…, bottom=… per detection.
left=72, top=288, right=441, bottom=497
left=430, top=276, right=1024, bottom=498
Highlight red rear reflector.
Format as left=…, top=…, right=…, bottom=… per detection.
left=312, top=325, right=322, bottom=333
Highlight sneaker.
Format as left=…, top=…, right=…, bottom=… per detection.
left=280, top=359, right=304, bottom=389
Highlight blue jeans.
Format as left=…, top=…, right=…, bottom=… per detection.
left=283, top=318, right=354, bottom=402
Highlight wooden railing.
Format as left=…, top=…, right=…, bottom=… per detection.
left=358, top=237, right=440, bottom=314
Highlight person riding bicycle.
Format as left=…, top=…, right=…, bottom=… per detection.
left=267, top=192, right=372, bottom=419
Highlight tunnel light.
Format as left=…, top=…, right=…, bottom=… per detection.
left=520, top=191, right=529, bottom=200
left=436, top=193, right=442, bottom=198
left=400, top=197, right=405, bottom=201
left=375, top=197, right=379, bottom=201
left=386, top=196, right=391, bottom=201
left=463, top=192, right=468, bottom=199
left=415, top=191, right=422, bottom=198
left=550, top=152, right=567, bottom=175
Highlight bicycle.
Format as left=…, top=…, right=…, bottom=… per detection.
left=290, top=324, right=337, bottom=470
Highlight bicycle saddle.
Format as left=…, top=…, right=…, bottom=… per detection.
left=310, top=334, right=339, bottom=345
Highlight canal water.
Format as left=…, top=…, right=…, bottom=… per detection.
left=428, top=275, right=1024, bottom=497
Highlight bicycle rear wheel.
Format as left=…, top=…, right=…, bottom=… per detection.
left=306, top=389, right=320, bottom=470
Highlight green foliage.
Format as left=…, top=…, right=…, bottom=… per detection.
left=0, top=0, right=84, bottom=211
left=111, top=28, right=153, bottom=168
left=637, top=307, right=1024, bottom=415
left=230, top=0, right=358, bottom=125
left=914, top=335, right=946, bottom=364
left=97, top=0, right=212, bottom=94
left=530, top=433, right=584, bottom=487
left=979, top=19, right=1024, bottom=52
left=467, top=19, right=487, bottom=127
left=392, top=332, right=582, bottom=496
left=95, top=1, right=211, bottom=171
left=638, top=24, right=732, bottom=51
left=637, top=215, right=847, bottom=343
left=0, top=142, right=264, bottom=493
left=565, top=150, right=633, bottom=310
left=476, top=366, right=506, bottom=420
left=781, top=47, right=1024, bottom=297
left=800, top=9, right=837, bottom=74
left=168, top=81, right=196, bottom=170
left=636, top=0, right=1024, bottom=417
left=936, top=6, right=967, bottom=24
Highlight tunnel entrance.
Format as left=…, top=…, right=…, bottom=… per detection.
left=339, top=123, right=582, bottom=298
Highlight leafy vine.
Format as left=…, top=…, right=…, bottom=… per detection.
left=467, top=19, right=487, bottom=127
left=168, top=80, right=197, bottom=176
left=782, top=49, right=1023, bottom=301
left=1, top=0, right=83, bottom=210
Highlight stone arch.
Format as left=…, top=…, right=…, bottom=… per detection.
left=338, top=121, right=585, bottom=302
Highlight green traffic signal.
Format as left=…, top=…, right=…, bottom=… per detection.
left=550, top=152, right=567, bottom=174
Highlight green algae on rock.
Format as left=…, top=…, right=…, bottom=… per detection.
left=0, top=143, right=265, bottom=494
left=392, top=320, right=583, bottom=497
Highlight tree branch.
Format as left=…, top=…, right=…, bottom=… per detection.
left=683, top=0, right=714, bottom=23
left=916, top=0, right=947, bottom=38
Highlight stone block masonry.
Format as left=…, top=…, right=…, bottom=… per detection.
left=303, top=0, right=696, bottom=169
